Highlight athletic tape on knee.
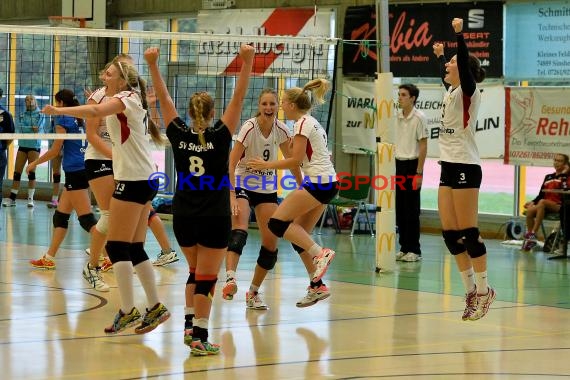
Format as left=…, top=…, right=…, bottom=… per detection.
left=129, top=242, right=149, bottom=266
left=78, top=213, right=98, bottom=233
left=462, top=227, right=487, bottom=258
left=227, top=229, right=248, bottom=255
left=148, top=209, right=157, bottom=225
left=442, top=230, right=465, bottom=255
left=53, top=174, right=61, bottom=183
left=52, top=210, right=70, bottom=229
left=95, top=209, right=110, bottom=234
left=291, top=243, right=304, bottom=254
left=268, top=218, right=291, bottom=238
left=12, top=172, right=21, bottom=181
left=27, top=171, right=36, bottom=181
left=195, top=275, right=217, bottom=298
left=257, top=246, right=278, bottom=270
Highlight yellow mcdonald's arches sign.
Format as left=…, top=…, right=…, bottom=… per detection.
left=377, top=190, right=394, bottom=209
left=377, top=232, right=396, bottom=252
left=377, top=143, right=395, bottom=163
left=376, top=99, right=394, bottom=120
left=364, top=110, right=376, bottom=129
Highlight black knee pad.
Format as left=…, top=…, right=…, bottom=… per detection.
left=186, top=272, right=196, bottom=285
left=291, top=243, right=304, bottom=254
left=27, top=172, right=36, bottom=181
left=268, top=218, right=291, bottom=238
left=195, top=277, right=217, bottom=298
left=227, top=229, right=248, bottom=255
left=129, top=242, right=149, bottom=266
left=12, top=172, right=21, bottom=181
left=78, top=213, right=98, bottom=232
left=257, top=246, right=278, bottom=270
left=53, top=174, right=61, bottom=183
left=442, top=230, right=465, bottom=255
left=105, top=241, right=131, bottom=263
left=53, top=210, right=70, bottom=229
left=462, top=227, right=487, bottom=258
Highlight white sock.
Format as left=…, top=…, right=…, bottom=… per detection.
left=134, top=260, right=160, bottom=307
left=226, top=270, right=236, bottom=280
left=184, top=307, right=195, bottom=315
left=460, top=267, right=475, bottom=293
left=51, top=195, right=58, bottom=202
left=192, top=317, right=209, bottom=329
left=28, top=189, right=35, bottom=199
left=475, top=271, right=489, bottom=295
left=308, top=243, right=322, bottom=258
left=113, top=261, right=135, bottom=312
left=45, top=253, right=56, bottom=261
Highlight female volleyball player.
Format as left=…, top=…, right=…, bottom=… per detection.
left=41, top=61, right=170, bottom=335
left=248, top=78, right=338, bottom=306
left=432, top=18, right=494, bottom=321
left=144, top=44, right=254, bottom=356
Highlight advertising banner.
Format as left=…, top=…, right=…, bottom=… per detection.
left=197, top=8, right=334, bottom=77
left=505, top=87, right=570, bottom=166
left=341, top=81, right=504, bottom=158
left=505, top=2, right=570, bottom=80
left=343, top=2, right=503, bottom=78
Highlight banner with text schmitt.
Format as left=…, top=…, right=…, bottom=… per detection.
left=505, top=87, right=570, bottom=166
left=505, top=2, right=570, bottom=80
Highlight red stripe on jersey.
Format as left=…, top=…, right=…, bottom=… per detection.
left=462, top=94, right=472, bottom=129
left=306, top=140, right=313, bottom=161
left=239, top=121, right=255, bottom=143
left=117, top=113, right=130, bottom=143
left=222, top=9, right=315, bottom=75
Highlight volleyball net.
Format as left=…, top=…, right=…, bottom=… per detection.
left=0, top=24, right=339, bottom=182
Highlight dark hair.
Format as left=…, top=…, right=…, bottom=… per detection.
left=398, top=84, right=420, bottom=105
left=468, top=55, right=486, bottom=83
left=55, top=89, right=84, bottom=127
left=556, top=153, right=569, bottom=166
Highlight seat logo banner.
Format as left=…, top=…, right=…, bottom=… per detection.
left=197, top=8, right=334, bottom=78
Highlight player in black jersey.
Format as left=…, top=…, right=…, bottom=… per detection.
left=145, top=44, right=254, bottom=356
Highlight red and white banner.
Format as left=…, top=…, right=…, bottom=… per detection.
left=505, top=87, right=570, bottom=167
left=197, top=8, right=334, bottom=77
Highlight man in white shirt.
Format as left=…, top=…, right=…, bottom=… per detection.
left=395, top=84, right=428, bottom=262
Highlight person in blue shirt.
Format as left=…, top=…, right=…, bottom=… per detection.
left=0, top=87, right=15, bottom=198
left=2, top=95, right=46, bottom=208
left=27, top=90, right=104, bottom=292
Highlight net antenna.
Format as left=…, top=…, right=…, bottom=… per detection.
left=48, top=16, right=87, bottom=28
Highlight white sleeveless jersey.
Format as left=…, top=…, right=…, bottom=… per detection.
left=438, top=86, right=481, bottom=165
left=106, top=90, right=155, bottom=180
left=85, top=87, right=112, bottom=161
left=235, top=117, right=290, bottom=194
left=294, top=114, right=336, bottom=183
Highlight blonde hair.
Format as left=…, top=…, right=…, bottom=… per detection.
left=188, top=92, right=215, bottom=147
left=113, top=60, right=165, bottom=145
left=283, top=78, right=330, bottom=112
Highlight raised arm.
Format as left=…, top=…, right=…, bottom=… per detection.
left=432, top=42, right=449, bottom=90
left=41, top=99, right=124, bottom=119
left=144, top=47, right=179, bottom=128
left=220, top=44, right=255, bottom=135
left=452, top=18, right=476, bottom=97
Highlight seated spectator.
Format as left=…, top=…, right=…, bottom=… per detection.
left=522, top=153, right=569, bottom=250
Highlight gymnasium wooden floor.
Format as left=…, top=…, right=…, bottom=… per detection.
left=1, top=202, right=569, bottom=379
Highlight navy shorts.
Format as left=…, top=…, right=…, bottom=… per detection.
left=302, top=181, right=339, bottom=204
left=173, top=214, right=231, bottom=249
left=64, top=169, right=89, bottom=191
left=235, top=187, right=278, bottom=208
left=439, top=161, right=482, bottom=189
left=113, top=179, right=158, bottom=205
left=85, top=159, right=113, bottom=181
